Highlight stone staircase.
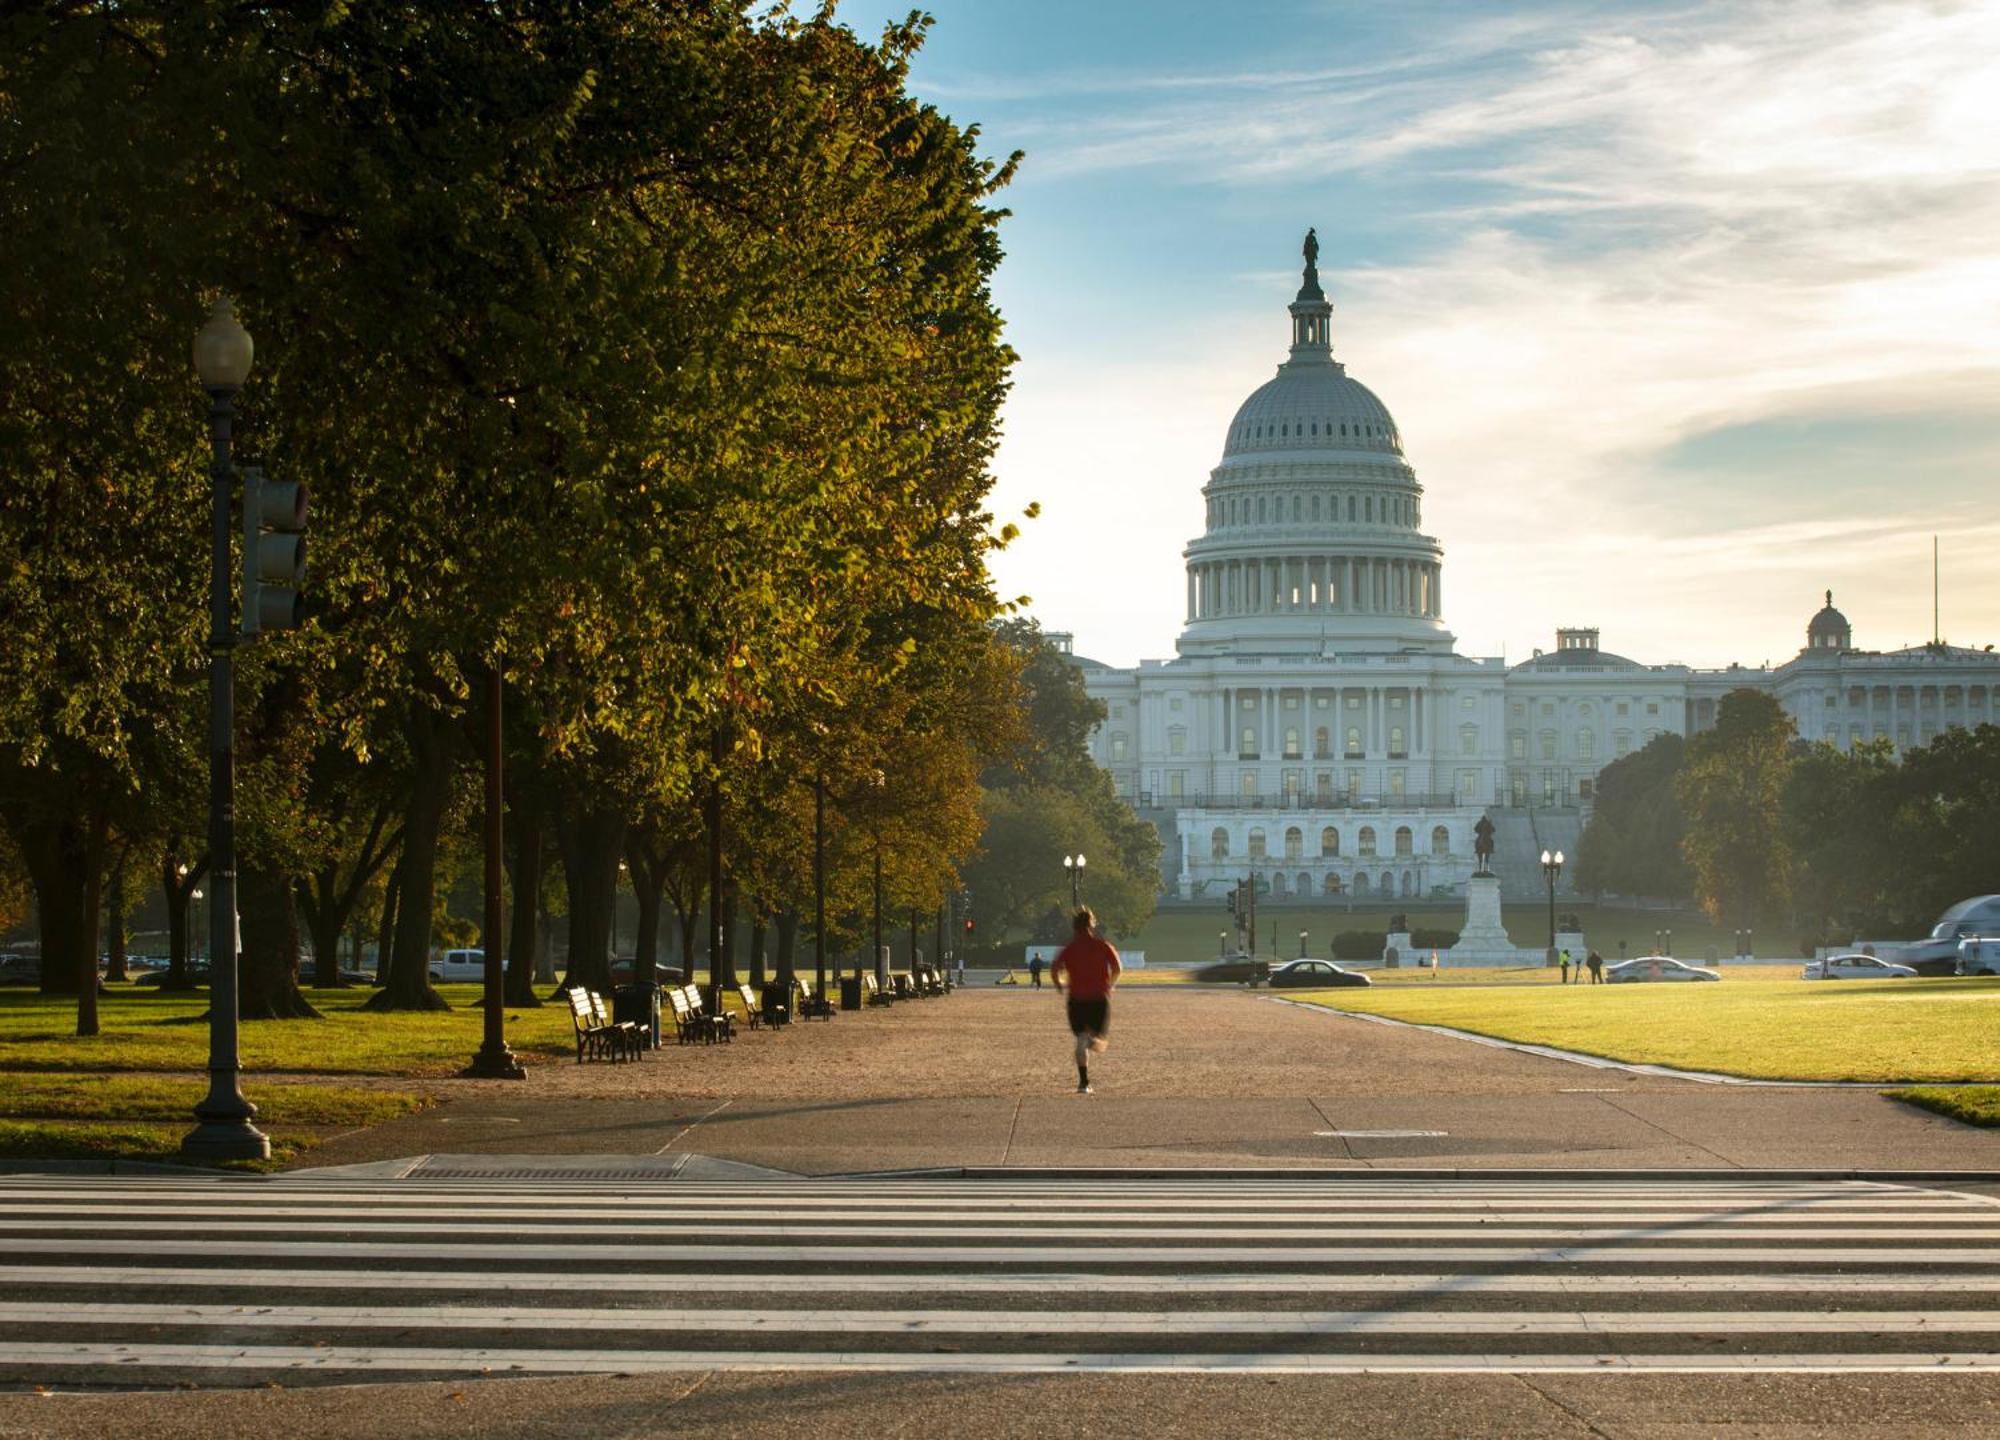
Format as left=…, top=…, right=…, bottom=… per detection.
left=1485, top=807, right=1583, bottom=901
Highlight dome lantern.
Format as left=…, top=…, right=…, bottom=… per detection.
left=1807, top=589, right=1851, bottom=652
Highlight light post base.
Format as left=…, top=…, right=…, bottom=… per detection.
left=181, top=1108, right=271, bottom=1162
left=463, top=1043, right=527, bottom=1080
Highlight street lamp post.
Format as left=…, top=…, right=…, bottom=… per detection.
left=869, top=769, right=886, bottom=991
left=1063, top=853, right=1086, bottom=909
left=1539, top=848, right=1564, bottom=968
left=183, top=297, right=269, bottom=1162
left=1663, top=927, right=1672, bottom=957
left=466, top=664, right=523, bottom=1078
left=1299, top=930, right=1308, bottom=959
left=191, top=888, right=204, bottom=965
left=1219, top=930, right=1228, bottom=956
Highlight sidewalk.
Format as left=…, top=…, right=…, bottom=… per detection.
left=290, top=988, right=2000, bottom=1176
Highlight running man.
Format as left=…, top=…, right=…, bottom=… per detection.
left=1051, top=907, right=1121, bottom=1094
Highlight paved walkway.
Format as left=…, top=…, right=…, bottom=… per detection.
left=292, top=988, right=2000, bottom=1176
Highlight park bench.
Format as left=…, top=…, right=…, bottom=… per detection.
left=795, top=975, right=835, bottom=1020
left=916, top=965, right=945, bottom=997
left=667, top=985, right=715, bottom=1045
left=589, top=989, right=646, bottom=1059
left=891, top=970, right=918, bottom=1001
left=736, top=981, right=789, bottom=1030
left=863, top=972, right=895, bottom=1007
left=567, top=987, right=634, bottom=1063
left=682, top=983, right=735, bottom=1043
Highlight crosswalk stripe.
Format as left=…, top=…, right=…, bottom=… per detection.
left=4, top=1174, right=1997, bottom=1382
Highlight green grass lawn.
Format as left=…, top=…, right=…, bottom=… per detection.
left=0, top=982, right=574, bottom=1076
left=1284, top=975, right=2000, bottom=1083
left=0, top=1071, right=431, bottom=1170
left=1888, top=1086, right=2000, bottom=1127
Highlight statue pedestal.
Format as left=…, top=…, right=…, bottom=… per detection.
left=1448, top=873, right=1531, bottom=966
left=1383, top=931, right=1411, bottom=969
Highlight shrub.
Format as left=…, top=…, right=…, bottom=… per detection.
left=1331, top=930, right=1386, bottom=960
left=1410, top=927, right=1459, bottom=949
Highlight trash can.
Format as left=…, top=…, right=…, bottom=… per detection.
left=761, top=980, right=791, bottom=1027
left=840, top=975, right=864, bottom=1011
left=615, top=982, right=660, bottom=1048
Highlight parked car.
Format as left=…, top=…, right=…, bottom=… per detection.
left=1956, top=939, right=2000, bottom=977
left=1803, top=953, right=1917, bottom=981
left=136, top=963, right=209, bottom=986
left=1266, top=958, right=1372, bottom=989
left=1887, top=895, right=2000, bottom=976
left=0, top=954, right=40, bottom=986
left=1603, top=956, right=1721, bottom=983
left=1194, top=954, right=1268, bottom=984
left=609, top=959, right=681, bottom=985
left=429, top=948, right=487, bottom=983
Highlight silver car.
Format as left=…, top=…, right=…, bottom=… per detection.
left=1803, top=953, right=1917, bottom=980
left=1603, top=956, right=1721, bottom=983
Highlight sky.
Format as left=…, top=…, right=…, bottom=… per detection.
left=841, top=0, right=2000, bottom=669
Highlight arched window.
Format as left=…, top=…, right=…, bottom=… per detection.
left=1431, top=825, right=1450, bottom=857
left=1292, top=496, right=1302, bottom=521
left=1402, top=870, right=1416, bottom=897
left=1248, top=828, right=1267, bottom=860
left=1320, top=826, right=1339, bottom=857
left=1283, top=727, right=1300, bottom=758
left=1314, top=726, right=1331, bottom=758
left=1210, top=827, right=1229, bottom=860
left=1352, top=871, right=1370, bottom=895
left=1394, top=826, right=1413, bottom=858
left=1284, top=827, right=1303, bottom=861
left=1271, top=872, right=1288, bottom=896
left=1381, top=869, right=1395, bottom=895
left=1311, top=496, right=1321, bottom=520
left=1323, top=873, right=1343, bottom=895
left=1345, top=726, right=1362, bottom=757
left=1358, top=826, right=1378, bottom=858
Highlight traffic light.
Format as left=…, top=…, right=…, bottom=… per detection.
left=1226, top=889, right=1238, bottom=917
left=241, top=465, right=307, bottom=634
left=963, top=918, right=975, bottom=935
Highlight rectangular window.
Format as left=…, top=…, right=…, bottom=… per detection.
left=1283, top=770, right=1302, bottom=801
left=1240, top=770, right=1258, bottom=797
left=1110, top=735, right=1128, bottom=762
left=1170, top=697, right=1184, bottom=711
left=1241, top=697, right=1256, bottom=710
left=1510, top=734, right=1526, bottom=761
left=1168, top=727, right=1186, bottom=756
left=1283, top=695, right=1300, bottom=711
left=1168, top=771, right=1185, bottom=799
left=1315, top=696, right=1330, bottom=709
left=1388, top=770, right=1405, bottom=799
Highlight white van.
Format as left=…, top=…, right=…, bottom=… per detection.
left=1956, top=939, right=2000, bottom=977
left=430, top=948, right=487, bottom=982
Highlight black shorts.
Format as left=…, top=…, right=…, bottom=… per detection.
left=1066, top=996, right=1110, bottom=1037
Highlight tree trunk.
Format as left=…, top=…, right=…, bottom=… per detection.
left=157, top=852, right=206, bottom=991
left=103, top=853, right=129, bottom=984
left=74, top=804, right=108, bottom=1035
left=504, top=790, right=543, bottom=1007
left=374, top=864, right=400, bottom=989
left=554, top=798, right=623, bottom=995
left=673, top=895, right=700, bottom=986
left=631, top=859, right=663, bottom=984
left=366, top=715, right=453, bottom=1012
left=748, top=906, right=767, bottom=988
left=775, top=908, right=799, bottom=990
left=22, top=814, right=88, bottom=996
left=240, top=859, right=321, bottom=1020
left=300, top=864, right=347, bottom=989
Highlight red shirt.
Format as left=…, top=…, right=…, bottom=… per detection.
left=1052, top=935, right=1121, bottom=1000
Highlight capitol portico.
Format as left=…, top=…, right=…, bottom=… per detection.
left=1064, top=234, right=2000, bottom=903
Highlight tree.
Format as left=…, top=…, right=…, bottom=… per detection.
left=1573, top=734, right=1690, bottom=901
left=1783, top=737, right=1899, bottom=942
left=1677, top=690, right=1797, bottom=926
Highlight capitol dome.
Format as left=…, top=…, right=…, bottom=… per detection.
left=1806, top=590, right=1851, bottom=652
left=1223, top=369, right=1402, bottom=458
left=1178, top=231, right=1451, bottom=659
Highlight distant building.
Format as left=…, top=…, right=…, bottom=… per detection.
left=1067, top=240, right=2000, bottom=901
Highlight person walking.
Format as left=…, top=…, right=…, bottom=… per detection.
left=1587, top=950, right=1604, bottom=984
left=1559, top=949, right=1571, bottom=984
left=1051, top=908, right=1121, bottom=1094
left=1028, top=954, right=1044, bottom=989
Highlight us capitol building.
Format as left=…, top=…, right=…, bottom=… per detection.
left=1062, top=233, right=2000, bottom=902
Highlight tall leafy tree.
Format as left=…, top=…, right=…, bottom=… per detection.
left=1678, top=690, right=1797, bottom=926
